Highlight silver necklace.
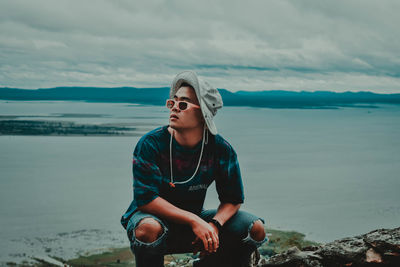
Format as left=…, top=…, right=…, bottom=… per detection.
left=169, top=127, right=207, bottom=188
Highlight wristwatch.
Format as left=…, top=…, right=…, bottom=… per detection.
left=210, top=218, right=223, bottom=231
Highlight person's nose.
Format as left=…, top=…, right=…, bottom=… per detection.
left=171, top=101, right=180, bottom=112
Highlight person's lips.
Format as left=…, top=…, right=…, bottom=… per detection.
left=170, top=114, right=179, bottom=120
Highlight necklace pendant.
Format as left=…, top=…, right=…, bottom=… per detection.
left=169, top=182, right=176, bottom=188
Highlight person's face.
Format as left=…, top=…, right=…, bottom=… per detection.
left=168, top=86, right=204, bottom=131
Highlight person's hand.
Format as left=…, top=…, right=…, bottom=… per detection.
left=191, top=220, right=219, bottom=255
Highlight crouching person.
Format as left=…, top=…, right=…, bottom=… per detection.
left=121, top=71, right=268, bottom=267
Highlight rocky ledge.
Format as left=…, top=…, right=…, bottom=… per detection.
left=254, top=227, right=400, bottom=267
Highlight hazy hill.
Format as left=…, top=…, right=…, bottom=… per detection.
left=1, top=87, right=400, bottom=109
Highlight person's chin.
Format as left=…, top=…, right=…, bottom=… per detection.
left=168, top=121, right=180, bottom=130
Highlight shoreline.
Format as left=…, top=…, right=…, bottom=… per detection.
left=0, top=119, right=157, bottom=136
left=3, top=228, right=319, bottom=266
left=2, top=98, right=395, bottom=110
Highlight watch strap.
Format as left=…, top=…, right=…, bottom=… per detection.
left=210, top=218, right=223, bottom=231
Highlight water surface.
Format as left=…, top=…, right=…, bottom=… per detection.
left=1, top=100, right=399, bottom=263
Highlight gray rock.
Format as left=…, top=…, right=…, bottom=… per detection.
left=258, top=227, right=400, bottom=267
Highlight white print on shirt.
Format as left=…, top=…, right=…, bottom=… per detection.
left=188, top=184, right=208, bottom=191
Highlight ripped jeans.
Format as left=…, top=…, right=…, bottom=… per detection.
left=126, top=209, right=268, bottom=267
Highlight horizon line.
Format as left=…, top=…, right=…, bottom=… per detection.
left=1, top=86, right=399, bottom=95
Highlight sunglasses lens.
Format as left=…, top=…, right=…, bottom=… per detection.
left=178, top=102, right=188, bottom=110
left=166, top=100, right=174, bottom=109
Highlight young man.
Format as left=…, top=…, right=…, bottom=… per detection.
left=121, top=71, right=267, bottom=267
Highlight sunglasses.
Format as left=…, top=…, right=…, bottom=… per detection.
left=166, top=99, right=200, bottom=111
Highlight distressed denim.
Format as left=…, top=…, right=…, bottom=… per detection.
left=126, top=209, right=268, bottom=267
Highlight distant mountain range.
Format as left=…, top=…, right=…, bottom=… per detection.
left=1, top=87, right=400, bottom=109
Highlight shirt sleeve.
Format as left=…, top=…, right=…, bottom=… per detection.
left=132, top=136, right=163, bottom=208
left=215, top=140, right=245, bottom=204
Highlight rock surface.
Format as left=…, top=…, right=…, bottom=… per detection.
left=255, top=227, right=400, bottom=267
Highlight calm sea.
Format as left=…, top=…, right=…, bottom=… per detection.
left=1, top=100, right=399, bottom=263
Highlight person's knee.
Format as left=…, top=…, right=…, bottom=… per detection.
left=134, top=218, right=164, bottom=243
left=250, top=220, right=266, bottom=242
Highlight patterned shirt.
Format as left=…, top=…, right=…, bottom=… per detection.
left=121, top=125, right=244, bottom=229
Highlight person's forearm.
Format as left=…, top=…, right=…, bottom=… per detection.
left=137, top=196, right=199, bottom=226
left=213, top=202, right=241, bottom=225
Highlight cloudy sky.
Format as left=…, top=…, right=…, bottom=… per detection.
left=1, top=0, right=399, bottom=93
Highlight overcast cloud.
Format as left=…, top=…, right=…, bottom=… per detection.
left=0, top=0, right=399, bottom=93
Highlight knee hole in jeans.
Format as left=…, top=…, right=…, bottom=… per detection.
left=250, top=219, right=266, bottom=242
left=134, top=218, right=164, bottom=243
